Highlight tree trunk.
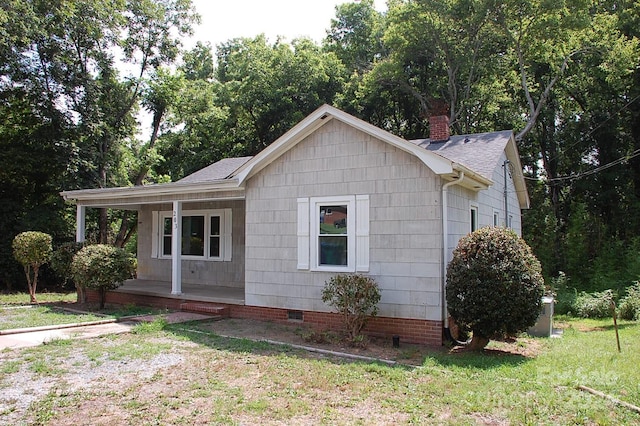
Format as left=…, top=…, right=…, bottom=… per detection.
left=113, top=108, right=164, bottom=248
left=31, top=266, right=39, bottom=304
left=99, top=287, right=106, bottom=309
left=99, top=207, right=108, bottom=244
left=24, top=265, right=37, bottom=304
left=76, top=284, right=86, bottom=304
left=469, top=334, right=489, bottom=351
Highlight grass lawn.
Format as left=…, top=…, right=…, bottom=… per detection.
left=0, top=292, right=78, bottom=306
left=0, top=312, right=638, bottom=425
left=0, top=292, right=165, bottom=330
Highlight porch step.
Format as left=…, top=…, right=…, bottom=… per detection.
left=180, top=303, right=229, bottom=317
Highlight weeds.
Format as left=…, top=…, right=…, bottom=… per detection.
left=132, top=318, right=168, bottom=334
left=618, top=282, right=640, bottom=320
left=296, top=328, right=338, bottom=344
left=574, top=290, right=615, bottom=318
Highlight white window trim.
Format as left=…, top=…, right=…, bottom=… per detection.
left=310, top=195, right=355, bottom=272
left=152, top=209, right=232, bottom=261
left=298, top=195, right=369, bottom=273
left=493, top=210, right=500, bottom=227
left=470, top=204, right=479, bottom=232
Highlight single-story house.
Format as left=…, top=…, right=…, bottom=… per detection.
left=61, top=104, right=529, bottom=345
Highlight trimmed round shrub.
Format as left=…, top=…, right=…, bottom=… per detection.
left=446, top=227, right=544, bottom=350
left=12, top=231, right=53, bottom=303
left=322, top=274, right=381, bottom=345
left=71, top=244, right=136, bottom=308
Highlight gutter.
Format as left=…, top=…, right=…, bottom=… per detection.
left=441, top=171, right=464, bottom=331
left=452, top=163, right=492, bottom=189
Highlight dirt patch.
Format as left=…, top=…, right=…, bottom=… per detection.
left=186, top=317, right=439, bottom=365
left=177, top=317, right=542, bottom=363
left=449, top=337, right=543, bottom=358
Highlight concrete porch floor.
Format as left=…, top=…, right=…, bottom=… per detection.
left=114, top=279, right=245, bottom=305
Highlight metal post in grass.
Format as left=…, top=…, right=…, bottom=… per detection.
left=610, top=299, right=621, bottom=353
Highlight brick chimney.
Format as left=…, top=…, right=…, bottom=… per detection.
left=429, top=114, right=450, bottom=141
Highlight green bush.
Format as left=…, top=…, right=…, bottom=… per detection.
left=321, top=274, right=381, bottom=345
left=618, top=282, right=640, bottom=321
left=446, top=227, right=545, bottom=350
left=554, top=289, right=578, bottom=316
left=71, top=244, right=136, bottom=309
left=574, top=290, right=614, bottom=319
left=12, top=231, right=53, bottom=303
left=550, top=272, right=577, bottom=315
left=50, top=242, right=86, bottom=291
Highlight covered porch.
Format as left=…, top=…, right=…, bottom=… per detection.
left=60, top=157, right=253, bottom=304
left=114, top=279, right=245, bottom=305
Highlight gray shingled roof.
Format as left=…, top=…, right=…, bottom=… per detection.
left=177, top=156, right=253, bottom=183
left=177, top=130, right=511, bottom=185
left=410, top=130, right=513, bottom=180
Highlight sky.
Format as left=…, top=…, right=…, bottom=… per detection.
left=188, top=0, right=387, bottom=49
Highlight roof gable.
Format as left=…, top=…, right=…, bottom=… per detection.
left=232, top=104, right=455, bottom=184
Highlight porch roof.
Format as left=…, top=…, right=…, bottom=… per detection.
left=60, top=179, right=245, bottom=209
left=60, top=157, right=252, bottom=209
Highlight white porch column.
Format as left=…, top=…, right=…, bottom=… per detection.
left=171, top=201, right=182, bottom=295
left=76, top=205, right=86, bottom=243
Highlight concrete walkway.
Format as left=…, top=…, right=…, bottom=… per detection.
left=0, top=312, right=215, bottom=350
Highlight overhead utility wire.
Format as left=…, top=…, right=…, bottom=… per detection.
left=523, top=148, right=640, bottom=183
left=520, top=94, right=640, bottom=184
left=546, top=94, right=640, bottom=165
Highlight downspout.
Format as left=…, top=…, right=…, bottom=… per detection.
left=441, top=171, right=464, bottom=336
left=503, top=160, right=510, bottom=228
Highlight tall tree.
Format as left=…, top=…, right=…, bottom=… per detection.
left=368, top=0, right=513, bottom=136
left=0, top=0, right=198, bottom=288
left=325, top=0, right=386, bottom=74
left=214, top=35, right=345, bottom=156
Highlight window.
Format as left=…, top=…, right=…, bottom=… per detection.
left=153, top=209, right=231, bottom=261
left=493, top=211, right=500, bottom=227
left=298, top=195, right=369, bottom=272
left=162, top=215, right=205, bottom=256
left=210, top=216, right=221, bottom=257
left=470, top=205, right=478, bottom=232
left=318, top=204, right=349, bottom=266
left=287, top=310, right=303, bottom=321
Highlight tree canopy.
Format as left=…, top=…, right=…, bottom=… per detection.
left=2, top=0, right=639, bottom=294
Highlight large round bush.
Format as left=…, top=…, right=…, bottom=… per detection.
left=446, top=227, right=544, bottom=350
left=71, top=244, right=136, bottom=308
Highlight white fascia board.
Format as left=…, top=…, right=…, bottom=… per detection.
left=452, top=163, right=493, bottom=190
left=60, top=178, right=242, bottom=202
